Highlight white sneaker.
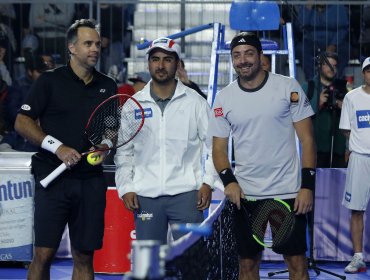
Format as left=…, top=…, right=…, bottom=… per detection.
left=344, top=254, right=367, bottom=273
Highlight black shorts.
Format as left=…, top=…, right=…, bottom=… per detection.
left=234, top=198, right=307, bottom=258
left=33, top=174, right=107, bottom=251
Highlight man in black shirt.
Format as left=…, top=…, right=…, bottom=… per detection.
left=15, top=19, right=117, bottom=280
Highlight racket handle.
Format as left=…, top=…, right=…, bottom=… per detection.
left=40, top=163, right=68, bottom=188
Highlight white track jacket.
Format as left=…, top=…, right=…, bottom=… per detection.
left=114, top=80, right=217, bottom=198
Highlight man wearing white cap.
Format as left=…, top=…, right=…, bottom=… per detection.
left=339, top=57, right=370, bottom=274
left=114, top=37, right=217, bottom=244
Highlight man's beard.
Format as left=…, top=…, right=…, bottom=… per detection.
left=321, top=71, right=335, bottom=83
left=237, top=63, right=261, bottom=82
left=151, top=70, right=175, bottom=85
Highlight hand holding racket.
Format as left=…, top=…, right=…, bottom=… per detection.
left=240, top=198, right=295, bottom=249
left=40, top=94, right=144, bottom=188
left=224, top=182, right=245, bottom=210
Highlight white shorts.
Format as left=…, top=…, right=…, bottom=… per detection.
left=342, top=152, right=370, bottom=211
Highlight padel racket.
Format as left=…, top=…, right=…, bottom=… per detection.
left=241, top=198, right=295, bottom=249
left=40, top=94, right=144, bottom=188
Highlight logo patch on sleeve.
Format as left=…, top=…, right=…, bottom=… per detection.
left=214, top=107, right=223, bottom=117
left=290, top=92, right=299, bottom=103
left=21, top=104, right=31, bottom=111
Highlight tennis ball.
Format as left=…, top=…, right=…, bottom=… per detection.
left=86, top=153, right=103, bottom=166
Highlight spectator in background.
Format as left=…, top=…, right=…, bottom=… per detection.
left=13, top=4, right=31, bottom=56
left=0, top=5, right=16, bottom=33
left=13, top=33, right=40, bottom=79
left=29, top=3, right=75, bottom=64
left=41, top=54, right=55, bottom=70
left=116, top=79, right=134, bottom=96
left=177, top=59, right=207, bottom=99
left=295, top=4, right=349, bottom=80
left=116, top=72, right=150, bottom=97
left=0, top=77, right=8, bottom=135
left=128, top=72, right=150, bottom=93
left=100, top=31, right=125, bottom=81
left=261, top=54, right=272, bottom=72
left=6, top=52, right=54, bottom=128
left=21, top=33, right=39, bottom=55
left=306, top=52, right=348, bottom=164
left=0, top=4, right=20, bottom=149
left=99, top=4, right=131, bottom=82
left=302, top=52, right=348, bottom=168
left=0, top=4, right=17, bottom=75
left=1, top=52, right=54, bottom=152
left=0, top=37, right=12, bottom=86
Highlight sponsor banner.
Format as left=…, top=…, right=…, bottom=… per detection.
left=0, top=244, right=33, bottom=261
left=0, top=172, right=34, bottom=261
left=314, top=168, right=369, bottom=261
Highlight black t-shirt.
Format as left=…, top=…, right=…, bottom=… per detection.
left=19, top=63, right=117, bottom=177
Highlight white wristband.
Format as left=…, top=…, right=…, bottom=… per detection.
left=101, top=138, right=113, bottom=149
left=41, top=135, right=63, bottom=154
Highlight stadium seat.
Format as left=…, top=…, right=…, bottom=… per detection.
left=229, top=0, right=280, bottom=31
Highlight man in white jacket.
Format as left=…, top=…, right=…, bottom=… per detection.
left=114, top=37, right=216, bottom=244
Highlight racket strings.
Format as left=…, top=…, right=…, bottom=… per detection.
left=267, top=203, right=294, bottom=247
left=250, top=202, right=270, bottom=242
left=86, top=97, right=121, bottom=146
left=85, top=95, right=144, bottom=148
left=117, top=98, right=144, bottom=145
left=250, top=200, right=294, bottom=248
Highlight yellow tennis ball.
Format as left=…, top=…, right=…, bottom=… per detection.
left=86, top=153, right=103, bottom=166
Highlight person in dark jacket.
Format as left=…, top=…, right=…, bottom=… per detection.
left=302, top=52, right=348, bottom=167
left=6, top=52, right=54, bottom=127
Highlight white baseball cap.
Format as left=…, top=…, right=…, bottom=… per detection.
left=146, top=37, right=181, bottom=59
left=362, top=57, right=370, bottom=71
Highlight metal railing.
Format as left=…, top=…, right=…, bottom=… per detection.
left=1, top=1, right=368, bottom=88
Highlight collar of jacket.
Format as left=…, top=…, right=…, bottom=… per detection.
left=135, top=79, right=189, bottom=103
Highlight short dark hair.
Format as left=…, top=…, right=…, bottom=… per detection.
left=66, top=19, right=99, bottom=46
left=319, top=51, right=339, bottom=66
left=25, top=53, right=48, bottom=72
left=230, top=32, right=262, bottom=53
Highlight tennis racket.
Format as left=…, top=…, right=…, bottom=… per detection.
left=40, top=94, right=144, bottom=188
left=240, top=198, right=295, bottom=249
